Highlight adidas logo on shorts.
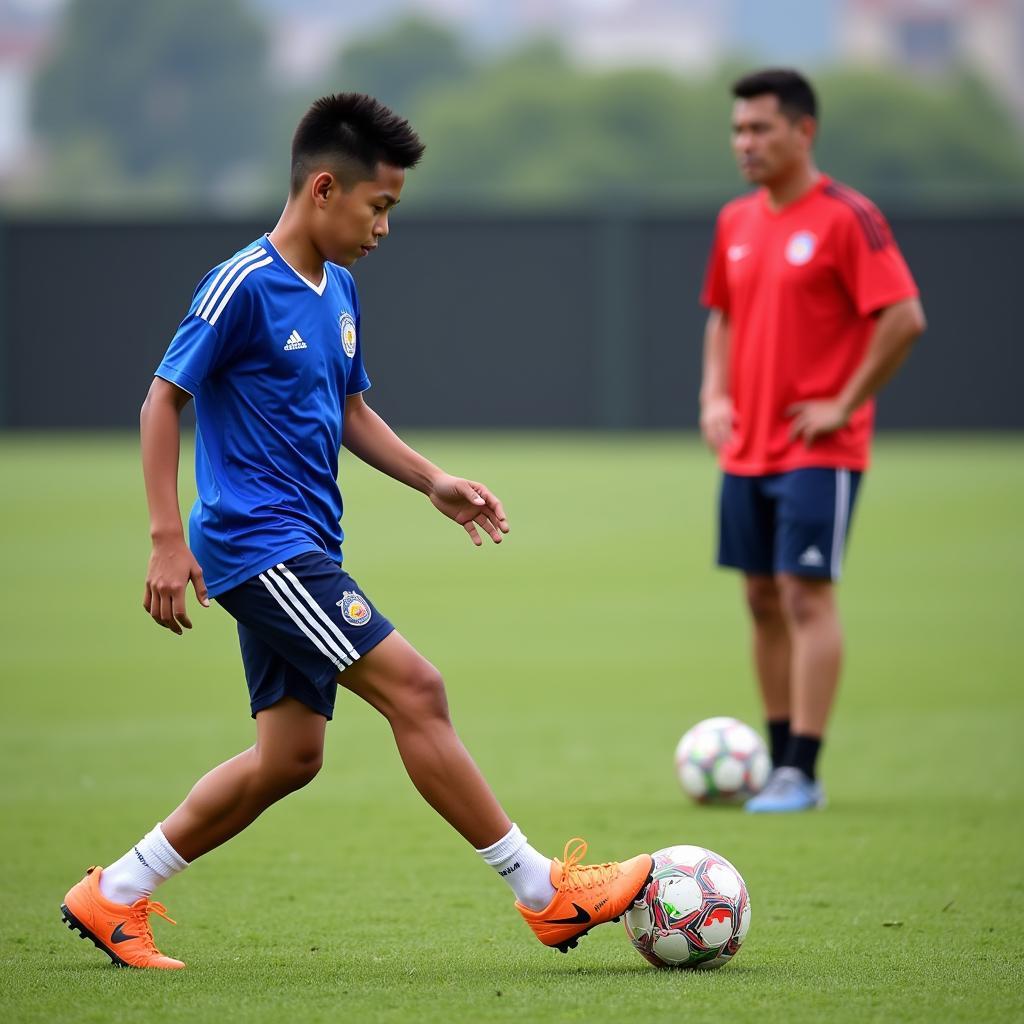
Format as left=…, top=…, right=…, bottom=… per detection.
left=798, top=545, right=825, bottom=567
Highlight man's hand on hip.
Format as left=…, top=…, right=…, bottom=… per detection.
left=786, top=399, right=851, bottom=446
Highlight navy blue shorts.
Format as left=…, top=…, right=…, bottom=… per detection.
left=717, top=468, right=862, bottom=581
left=216, top=551, right=395, bottom=720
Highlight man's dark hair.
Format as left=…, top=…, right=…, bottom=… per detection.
left=290, top=92, right=425, bottom=194
left=732, top=68, right=818, bottom=121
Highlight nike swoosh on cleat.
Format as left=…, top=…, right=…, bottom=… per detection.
left=110, top=922, right=138, bottom=944
left=545, top=903, right=592, bottom=926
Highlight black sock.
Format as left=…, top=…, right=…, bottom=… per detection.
left=784, top=734, right=822, bottom=781
left=767, top=719, right=791, bottom=768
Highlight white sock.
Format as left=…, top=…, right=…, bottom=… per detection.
left=477, top=824, right=556, bottom=911
left=99, top=823, right=189, bottom=905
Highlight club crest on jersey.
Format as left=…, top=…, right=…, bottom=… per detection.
left=785, top=230, right=817, bottom=266
left=339, top=312, right=357, bottom=357
left=337, top=590, right=371, bottom=626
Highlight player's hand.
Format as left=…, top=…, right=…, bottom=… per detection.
left=143, top=538, right=209, bottom=635
left=786, top=399, right=851, bottom=445
left=427, top=474, right=510, bottom=546
left=700, top=395, right=734, bottom=451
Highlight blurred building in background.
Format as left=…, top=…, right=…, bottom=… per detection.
left=0, top=0, right=53, bottom=180
left=842, top=0, right=1024, bottom=122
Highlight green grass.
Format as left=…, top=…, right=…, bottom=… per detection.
left=1, top=433, right=1022, bottom=1023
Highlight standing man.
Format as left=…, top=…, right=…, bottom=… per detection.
left=699, top=69, right=925, bottom=812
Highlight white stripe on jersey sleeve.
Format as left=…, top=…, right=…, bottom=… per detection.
left=195, top=246, right=261, bottom=320
left=207, top=255, right=273, bottom=326
left=197, top=246, right=266, bottom=322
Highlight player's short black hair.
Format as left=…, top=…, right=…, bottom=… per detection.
left=731, top=68, right=818, bottom=122
left=290, top=92, right=425, bottom=195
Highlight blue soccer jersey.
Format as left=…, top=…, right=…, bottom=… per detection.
left=155, top=235, right=371, bottom=597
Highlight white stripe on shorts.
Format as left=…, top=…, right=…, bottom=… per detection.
left=275, top=562, right=360, bottom=661
left=264, top=567, right=356, bottom=668
left=831, top=468, right=851, bottom=581
left=258, top=570, right=351, bottom=671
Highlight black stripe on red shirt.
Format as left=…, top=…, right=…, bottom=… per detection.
left=823, top=183, right=891, bottom=252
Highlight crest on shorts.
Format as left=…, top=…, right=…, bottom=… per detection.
left=337, top=590, right=371, bottom=626
left=785, top=230, right=817, bottom=266
left=339, top=311, right=357, bottom=357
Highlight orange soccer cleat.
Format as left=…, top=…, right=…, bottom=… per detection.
left=516, top=838, right=653, bottom=952
left=61, top=866, right=185, bottom=969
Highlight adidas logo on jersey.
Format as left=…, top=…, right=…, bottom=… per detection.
left=283, top=330, right=307, bottom=351
left=798, top=545, right=825, bottom=567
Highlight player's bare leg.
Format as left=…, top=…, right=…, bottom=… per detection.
left=339, top=631, right=510, bottom=848
left=161, top=696, right=328, bottom=861
left=746, top=574, right=838, bottom=812
left=341, top=630, right=653, bottom=948
left=775, top=574, right=842, bottom=740
left=61, top=697, right=329, bottom=967
left=744, top=574, right=793, bottom=766
left=744, top=575, right=792, bottom=717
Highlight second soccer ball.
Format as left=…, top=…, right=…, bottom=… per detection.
left=675, top=716, right=770, bottom=804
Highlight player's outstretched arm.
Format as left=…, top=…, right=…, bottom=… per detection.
left=342, top=392, right=509, bottom=546
left=140, top=377, right=209, bottom=634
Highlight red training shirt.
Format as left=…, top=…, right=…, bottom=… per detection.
left=700, top=174, right=918, bottom=475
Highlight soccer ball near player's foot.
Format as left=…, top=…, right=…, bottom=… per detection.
left=624, top=845, right=751, bottom=969
left=675, top=716, right=770, bottom=804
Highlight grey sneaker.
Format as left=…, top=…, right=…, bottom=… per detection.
left=745, top=766, right=826, bottom=813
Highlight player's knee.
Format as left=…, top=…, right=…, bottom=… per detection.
left=397, top=661, right=450, bottom=724
left=282, top=750, right=323, bottom=793
left=745, top=578, right=783, bottom=625
left=292, top=747, right=324, bottom=788
left=777, top=578, right=832, bottom=627
left=260, top=744, right=323, bottom=794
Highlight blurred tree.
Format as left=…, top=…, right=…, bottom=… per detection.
left=399, top=40, right=1024, bottom=208
left=815, top=69, right=1024, bottom=203
left=33, top=0, right=272, bottom=204
left=332, top=16, right=473, bottom=121
left=407, top=48, right=738, bottom=205
left=25, top=7, right=1024, bottom=211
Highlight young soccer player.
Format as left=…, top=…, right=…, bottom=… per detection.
left=699, top=70, right=926, bottom=812
left=61, top=93, right=651, bottom=968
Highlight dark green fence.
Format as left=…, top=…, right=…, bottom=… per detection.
left=0, top=211, right=1019, bottom=429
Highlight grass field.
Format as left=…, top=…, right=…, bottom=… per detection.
left=1, top=432, right=1022, bottom=1023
